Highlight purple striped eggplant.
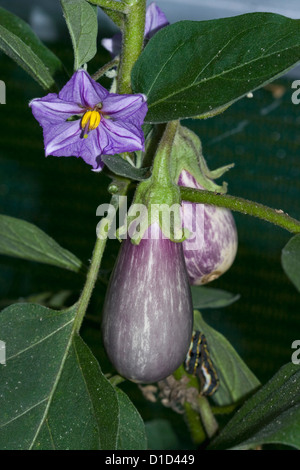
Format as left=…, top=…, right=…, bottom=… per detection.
left=179, top=170, right=238, bottom=285
left=102, top=224, right=193, bottom=383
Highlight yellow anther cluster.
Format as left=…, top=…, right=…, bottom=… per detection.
left=81, top=110, right=101, bottom=138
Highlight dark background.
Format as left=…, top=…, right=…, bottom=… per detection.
left=0, top=0, right=300, bottom=448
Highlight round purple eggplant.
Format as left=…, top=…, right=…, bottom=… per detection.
left=102, top=224, right=193, bottom=383
left=179, top=170, right=238, bottom=285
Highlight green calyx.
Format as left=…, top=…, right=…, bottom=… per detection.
left=171, top=125, right=234, bottom=194
left=117, top=121, right=189, bottom=244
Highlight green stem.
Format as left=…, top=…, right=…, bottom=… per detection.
left=180, top=187, right=300, bottom=234
left=151, top=121, right=179, bottom=185
left=184, top=402, right=206, bottom=445
left=88, top=0, right=128, bottom=13
left=117, top=0, right=146, bottom=94
left=101, top=8, right=124, bottom=29
left=74, top=181, right=130, bottom=333
left=92, top=57, right=119, bottom=81
left=197, top=396, right=219, bottom=439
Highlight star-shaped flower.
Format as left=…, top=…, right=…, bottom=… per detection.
left=102, top=2, right=169, bottom=57
left=29, top=69, right=148, bottom=171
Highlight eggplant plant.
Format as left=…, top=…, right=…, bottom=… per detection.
left=0, top=0, right=300, bottom=453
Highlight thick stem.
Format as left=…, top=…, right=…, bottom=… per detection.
left=117, top=0, right=146, bottom=94
left=74, top=181, right=130, bottom=332
left=180, top=187, right=300, bottom=234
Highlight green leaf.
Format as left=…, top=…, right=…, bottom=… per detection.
left=116, top=388, right=147, bottom=450
left=0, top=7, right=64, bottom=90
left=0, top=303, right=147, bottom=450
left=61, top=0, right=98, bottom=70
left=194, top=311, right=260, bottom=406
left=191, top=286, right=240, bottom=309
left=281, top=234, right=300, bottom=292
left=101, top=155, right=151, bottom=181
left=132, top=13, right=300, bottom=122
left=0, top=214, right=82, bottom=273
left=210, top=363, right=300, bottom=450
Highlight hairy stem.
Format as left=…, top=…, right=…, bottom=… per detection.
left=180, top=187, right=300, bottom=234
left=101, top=8, right=124, bottom=28
left=117, top=0, right=146, bottom=93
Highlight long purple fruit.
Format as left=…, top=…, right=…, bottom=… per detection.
left=102, top=224, right=193, bottom=383
left=179, top=170, right=238, bottom=285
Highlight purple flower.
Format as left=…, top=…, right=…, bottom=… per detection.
left=29, top=69, right=148, bottom=170
left=102, top=2, right=169, bottom=57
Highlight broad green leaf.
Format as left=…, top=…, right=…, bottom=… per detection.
left=281, top=234, right=300, bottom=292
left=191, top=286, right=240, bottom=309
left=0, top=7, right=64, bottom=90
left=116, top=388, right=147, bottom=450
left=210, top=363, right=300, bottom=450
left=0, top=214, right=82, bottom=273
left=132, top=13, right=300, bottom=122
left=61, top=0, right=98, bottom=70
left=194, top=311, right=260, bottom=406
left=101, top=155, right=151, bottom=181
left=0, top=303, right=146, bottom=450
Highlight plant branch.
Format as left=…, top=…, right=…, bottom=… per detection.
left=92, top=57, right=119, bottom=81
left=88, top=0, right=128, bottom=14
left=180, top=187, right=300, bottom=234
left=197, top=396, right=219, bottom=439
left=101, top=8, right=124, bottom=28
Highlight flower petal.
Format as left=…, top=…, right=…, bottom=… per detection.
left=144, top=2, right=169, bottom=39
left=102, top=93, right=148, bottom=125
left=29, top=93, right=83, bottom=126
left=101, top=33, right=122, bottom=58
left=100, top=118, right=145, bottom=154
left=59, top=69, right=109, bottom=108
left=43, top=120, right=105, bottom=170
left=43, top=121, right=82, bottom=156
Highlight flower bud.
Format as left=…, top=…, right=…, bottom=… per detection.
left=102, top=224, right=193, bottom=383
left=179, top=170, right=238, bottom=285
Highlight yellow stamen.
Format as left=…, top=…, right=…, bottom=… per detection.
left=81, top=110, right=92, bottom=129
left=89, top=110, right=101, bottom=130
left=81, top=110, right=101, bottom=138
